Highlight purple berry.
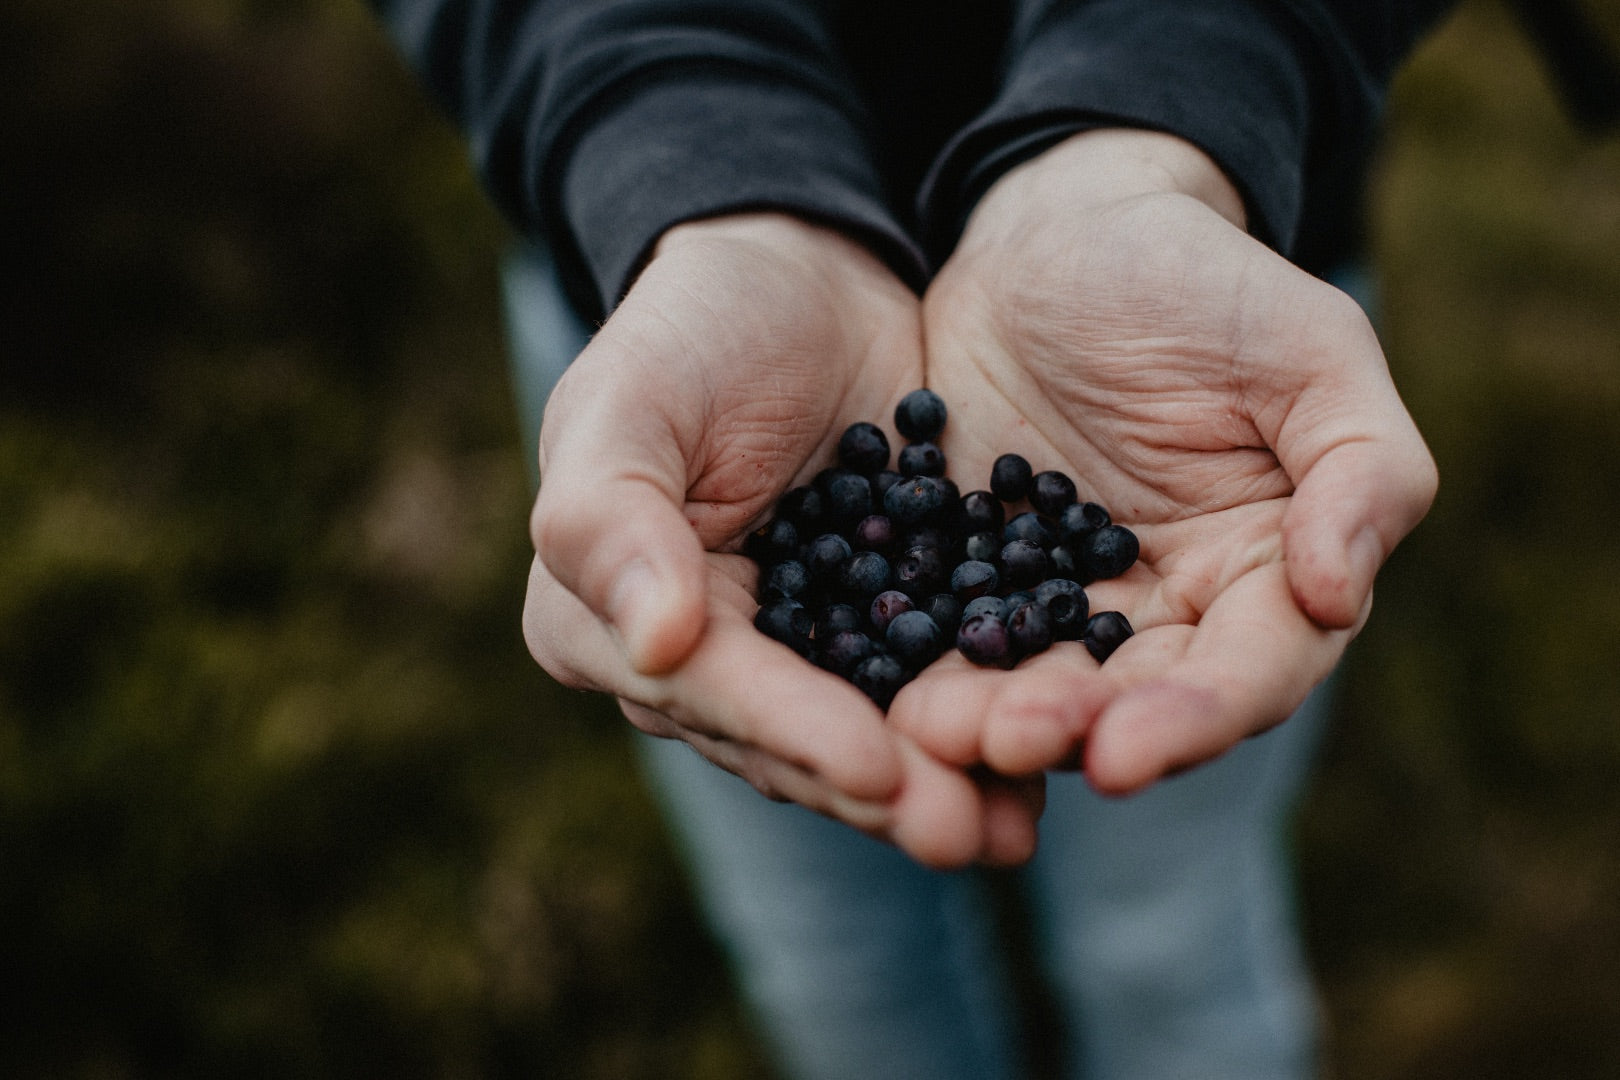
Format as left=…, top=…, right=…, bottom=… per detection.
left=957, top=612, right=1016, bottom=669
left=1007, top=601, right=1053, bottom=657
left=820, top=629, right=878, bottom=675
left=869, top=589, right=915, bottom=634
left=852, top=513, right=897, bottom=554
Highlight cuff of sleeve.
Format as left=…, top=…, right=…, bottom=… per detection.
left=919, top=0, right=1314, bottom=260
left=556, top=70, right=928, bottom=320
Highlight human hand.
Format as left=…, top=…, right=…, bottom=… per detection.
left=889, top=131, right=1437, bottom=793
left=522, top=213, right=1043, bottom=867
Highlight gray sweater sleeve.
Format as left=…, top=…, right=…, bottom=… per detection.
left=918, top=0, right=1455, bottom=261
left=370, top=0, right=928, bottom=320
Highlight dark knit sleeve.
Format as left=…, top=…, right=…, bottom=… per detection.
left=370, top=0, right=927, bottom=320
left=918, top=0, right=1456, bottom=261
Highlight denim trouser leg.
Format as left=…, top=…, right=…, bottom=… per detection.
left=502, top=241, right=1329, bottom=1080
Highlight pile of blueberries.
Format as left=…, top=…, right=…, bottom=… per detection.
left=747, top=389, right=1137, bottom=709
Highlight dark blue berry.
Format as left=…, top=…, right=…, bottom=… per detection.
left=822, top=470, right=873, bottom=525
left=958, top=490, right=1006, bottom=534
left=1082, top=611, right=1134, bottom=663
left=804, top=533, right=853, bottom=581
left=999, top=539, right=1050, bottom=590
left=894, top=544, right=949, bottom=598
left=990, top=453, right=1033, bottom=502
left=1006, top=601, right=1053, bottom=657
left=820, top=629, right=878, bottom=675
left=871, top=469, right=904, bottom=499
left=754, top=599, right=814, bottom=657
left=1034, top=578, right=1089, bottom=640
left=852, top=652, right=910, bottom=709
left=837, top=422, right=890, bottom=474
left=894, top=388, right=947, bottom=442
left=886, top=609, right=945, bottom=668
left=1058, top=501, right=1111, bottom=546
left=1002, top=590, right=1035, bottom=610
left=898, top=441, right=946, bottom=478
left=902, top=524, right=953, bottom=553
left=840, top=550, right=893, bottom=599
left=869, top=589, right=915, bottom=634
left=921, top=592, right=963, bottom=631
left=743, top=516, right=798, bottom=565
left=815, top=603, right=864, bottom=640
left=1082, top=524, right=1140, bottom=580
left=883, top=475, right=946, bottom=525
left=776, top=485, right=824, bottom=529
left=957, top=612, right=1016, bottom=669
left=962, top=594, right=1009, bottom=622
left=763, top=559, right=812, bottom=600
left=950, top=559, right=1000, bottom=600
left=1029, top=470, right=1078, bottom=516
left=1003, top=511, right=1058, bottom=550
left=1049, top=544, right=1080, bottom=580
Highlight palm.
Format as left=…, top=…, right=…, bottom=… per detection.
left=893, top=188, right=1433, bottom=792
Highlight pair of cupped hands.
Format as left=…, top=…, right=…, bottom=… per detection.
left=522, top=130, right=1437, bottom=869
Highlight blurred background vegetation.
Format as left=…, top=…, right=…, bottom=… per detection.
left=0, top=1, right=1615, bottom=1077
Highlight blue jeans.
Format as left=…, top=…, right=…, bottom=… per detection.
left=505, top=242, right=1331, bottom=1080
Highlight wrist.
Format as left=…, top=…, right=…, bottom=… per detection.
left=975, top=128, right=1248, bottom=235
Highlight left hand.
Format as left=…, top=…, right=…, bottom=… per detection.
left=888, top=130, right=1437, bottom=794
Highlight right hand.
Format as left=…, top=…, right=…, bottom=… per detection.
left=521, top=213, right=1044, bottom=868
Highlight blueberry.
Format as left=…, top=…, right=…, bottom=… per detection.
left=870, top=469, right=904, bottom=499
left=902, top=524, right=953, bottom=554
left=883, top=475, right=946, bottom=525
left=950, top=559, right=1000, bottom=600
left=898, top=441, right=946, bottom=478
left=820, top=629, right=878, bottom=675
left=1006, top=601, right=1053, bottom=657
left=958, top=490, right=1005, bottom=534
left=815, top=603, right=864, bottom=640
left=921, top=592, right=963, bottom=631
left=852, top=513, right=897, bottom=554
left=894, top=544, right=949, bottom=598
left=804, top=533, right=853, bottom=581
left=894, top=388, right=947, bottom=442
left=962, top=594, right=1009, bottom=622
left=754, top=599, right=814, bottom=657
left=1034, top=578, right=1089, bottom=640
left=743, top=516, right=798, bottom=565
left=990, top=453, right=1033, bottom=502
left=840, top=550, right=893, bottom=599
left=1002, top=590, right=1035, bottom=610
left=822, top=470, right=873, bottom=525
left=1082, top=611, right=1134, bottom=663
left=852, top=652, right=910, bottom=709
left=1082, top=524, right=1140, bottom=580
left=961, top=531, right=1001, bottom=564
left=1029, top=470, right=1078, bottom=516
left=1058, top=501, right=1111, bottom=546
left=957, top=612, right=1016, bottom=669
left=886, top=609, right=945, bottom=668
left=869, top=589, right=916, bottom=633
left=776, top=485, right=824, bottom=529
left=999, top=539, right=1050, bottom=590
left=1003, top=511, right=1058, bottom=550
left=763, top=559, right=812, bottom=600
left=837, top=422, right=890, bottom=474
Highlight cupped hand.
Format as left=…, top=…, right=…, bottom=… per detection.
left=522, top=213, right=1042, bottom=867
left=889, top=131, right=1437, bottom=794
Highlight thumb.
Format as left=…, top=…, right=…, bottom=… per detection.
left=531, top=396, right=709, bottom=676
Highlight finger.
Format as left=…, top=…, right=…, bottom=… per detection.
left=1082, top=562, right=1355, bottom=795
left=1284, top=432, right=1437, bottom=628
left=525, top=552, right=906, bottom=804
left=531, top=385, right=709, bottom=676
left=976, top=770, right=1046, bottom=868
left=1262, top=290, right=1439, bottom=629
